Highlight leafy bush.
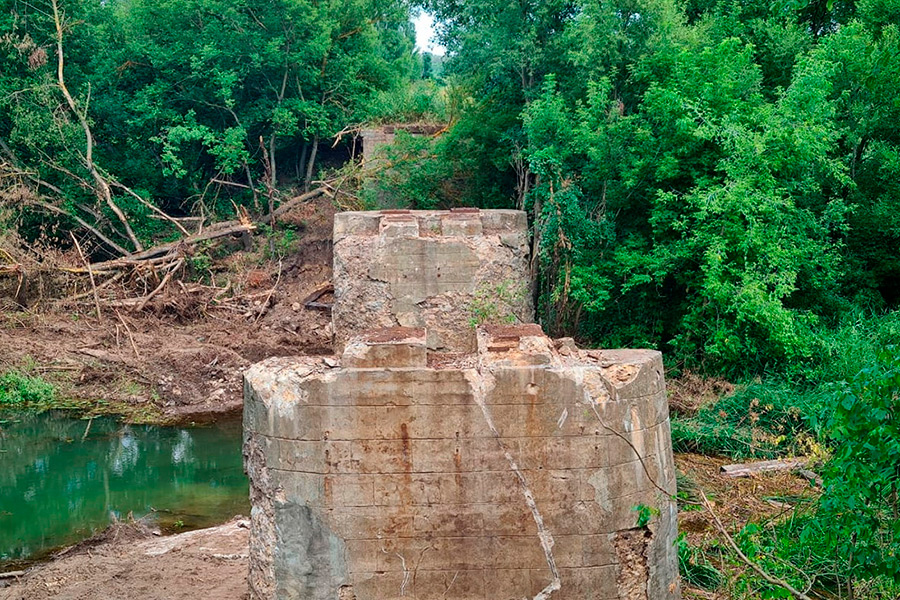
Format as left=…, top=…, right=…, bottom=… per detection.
left=367, top=80, right=449, bottom=124
left=803, top=346, right=900, bottom=585
left=710, top=347, right=900, bottom=598
left=803, top=310, right=900, bottom=384
left=671, top=310, right=900, bottom=458
left=0, top=371, right=57, bottom=407
left=261, top=226, right=300, bottom=261
left=671, top=379, right=828, bottom=459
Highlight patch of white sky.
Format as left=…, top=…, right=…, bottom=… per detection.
left=413, top=10, right=446, bottom=56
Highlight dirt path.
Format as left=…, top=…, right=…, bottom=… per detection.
left=0, top=520, right=250, bottom=600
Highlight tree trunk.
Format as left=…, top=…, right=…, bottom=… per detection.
left=304, top=135, right=319, bottom=192
left=269, top=134, right=278, bottom=189
left=297, top=142, right=309, bottom=181
left=52, top=0, right=142, bottom=254
left=530, top=174, right=543, bottom=320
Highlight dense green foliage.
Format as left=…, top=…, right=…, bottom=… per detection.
left=0, top=370, right=56, bottom=406
left=1, top=0, right=417, bottom=251
left=378, top=0, right=900, bottom=380
left=672, top=309, right=900, bottom=458
left=713, top=349, right=900, bottom=598
left=811, top=346, right=900, bottom=582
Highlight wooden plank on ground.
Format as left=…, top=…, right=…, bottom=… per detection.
left=720, top=458, right=806, bottom=478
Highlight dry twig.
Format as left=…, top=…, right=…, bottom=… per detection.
left=698, top=489, right=813, bottom=600
left=70, top=232, right=102, bottom=322
left=115, top=310, right=140, bottom=358
left=136, top=259, right=184, bottom=311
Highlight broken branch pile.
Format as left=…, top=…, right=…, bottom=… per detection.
left=0, top=186, right=333, bottom=315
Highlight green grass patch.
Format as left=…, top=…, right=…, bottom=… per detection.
left=671, top=380, right=829, bottom=459
left=0, top=369, right=165, bottom=424
left=671, top=311, right=900, bottom=459
left=677, top=534, right=724, bottom=591
left=0, top=371, right=57, bottom=407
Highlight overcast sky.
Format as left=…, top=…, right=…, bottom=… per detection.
left=413, top=11, right=446, bottom=56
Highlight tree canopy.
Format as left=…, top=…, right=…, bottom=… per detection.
left=389, top=0, right=900, bottom=377
left=1, top=0, right=416, bottom=251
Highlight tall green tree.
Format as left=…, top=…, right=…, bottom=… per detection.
left=388, top=0, right=900, bottom=376
left=1, top=0, right=416, bottom=252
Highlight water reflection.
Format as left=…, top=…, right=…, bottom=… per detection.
left=0, top=411, right=248, bottom=565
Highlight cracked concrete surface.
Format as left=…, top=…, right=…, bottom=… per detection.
left=465, top=366, right=561, bottom=600
left=244, top=209, right=679, bottom=599
left=244, top=326, right=680, bottom=599
left=332, top=209, right=533, bottom=353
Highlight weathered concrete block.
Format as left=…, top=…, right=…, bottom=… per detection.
left=244, top=325, right=680, bottom=600
left=341, top=327, right=427, bottom=369
left=332, top=210, right=533, bottom=353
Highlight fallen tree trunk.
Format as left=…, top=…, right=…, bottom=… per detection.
left=258, top=187, right=329, bottom=224
left=0, top=570, right=26, bottom=579
left=720, top=458, right=807, bottom=478
left=66, top=222, right=256, bottom=274
left=68, top=187, right=326, bottom=273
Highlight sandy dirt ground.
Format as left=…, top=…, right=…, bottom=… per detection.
left=0, top=520, right=250, bottom=600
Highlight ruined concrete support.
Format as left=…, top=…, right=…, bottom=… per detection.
left=332, top=209, right=533, bottom=353
left=243, top=325, right=681, bottom=600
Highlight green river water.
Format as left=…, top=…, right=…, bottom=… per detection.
left=0, top=411, right=249, bottom=567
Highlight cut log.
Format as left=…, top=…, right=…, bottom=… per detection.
left=0, top=570, right=26, bottom=579
left=797, top=469, right=823, bottom=487
left=76, top=347, right=126, bottom=363
left=720, top=458, right=806, bottom=478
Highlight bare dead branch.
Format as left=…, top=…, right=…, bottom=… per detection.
left=259, top=187, right=328, bottom=224
left=136, top=258, right=184, bottom=311
left=698, top=490, right=813, bottom=600
left=70, top=232, right=102, bottom=321
left=85, top=222, right=255, bottom=271
left=52, top=0, right=142, bottom=253
left=27, top=199, right=130, bottom=256
left=109, top=179, right=190, bottom=236
left=114, top=310, right=140, bottom=357
left=67, top=270, right=125, bottom=301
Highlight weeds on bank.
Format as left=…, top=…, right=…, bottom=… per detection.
left=674, top=333, right=900, bottom=599
left=671, top=381, right=829, bottom=459
left=679, top=515, right=900, bottom=600
left=671, top=310, right=900, bottom=460
left=0, top=367, right=163, bottom=423
left=0, top=370, right=56, bottom=406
